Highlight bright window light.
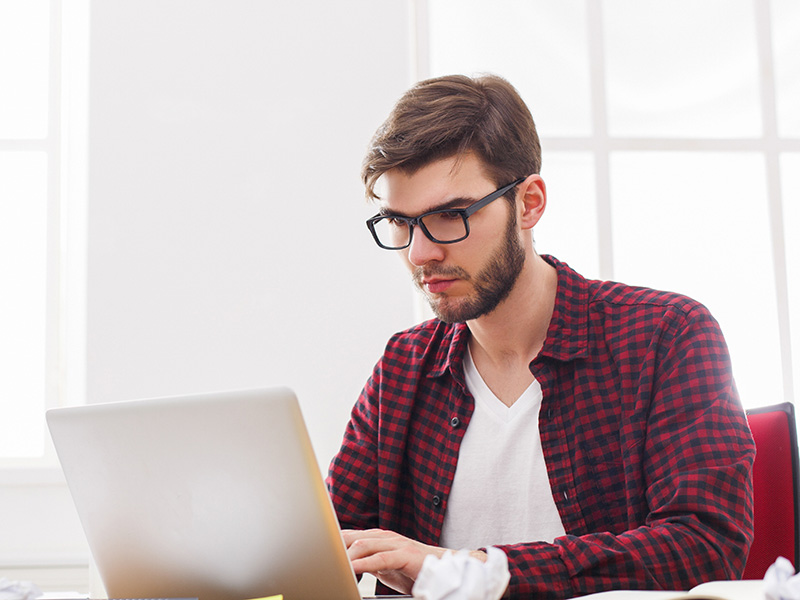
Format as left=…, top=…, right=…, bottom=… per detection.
left=772, top=0, right=800, bottom=138
left=0, top=152, right=49, bottom=457
left=428, top=0, right=593, bottom=138
left=782, top=153, right=800, bottom=406
left=0, top=0, right=50, bottom=139
left=536, top=152, right=600, bottom=280
left=603, top=0, right=762, bottom=138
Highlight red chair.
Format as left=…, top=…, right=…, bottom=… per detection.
left=744, top=402, right=800, bottom=578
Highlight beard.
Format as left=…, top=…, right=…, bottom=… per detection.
left=412, top=205, right=526, bottom=323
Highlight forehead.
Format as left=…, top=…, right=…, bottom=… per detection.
left=379, top=153, right=494, bottom=214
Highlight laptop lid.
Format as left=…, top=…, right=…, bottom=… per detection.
left=47, top=387, right=362, bottom=600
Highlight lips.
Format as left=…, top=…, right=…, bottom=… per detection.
left=424, top=278, right=457, bottom=294
left=414, top=266, right=467, bottom=295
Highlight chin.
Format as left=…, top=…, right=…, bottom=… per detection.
left=429, top=300, right=482, bottom=324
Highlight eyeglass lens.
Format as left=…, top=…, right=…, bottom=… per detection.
left=374, top=211, right=467, bottom=248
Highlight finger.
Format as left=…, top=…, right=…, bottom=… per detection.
left=349, top=546, right=410, bottom=575
left=341, top=528, right=400, bottom=548
left=346, top=535, right=410, bottom=560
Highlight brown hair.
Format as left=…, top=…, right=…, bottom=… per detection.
left=361, top=73, right=541, bottom=200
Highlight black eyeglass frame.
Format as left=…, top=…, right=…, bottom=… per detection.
left=366, top=177, right=526, bottom=250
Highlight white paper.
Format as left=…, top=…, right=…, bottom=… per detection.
left=0, top=578, right=42, bottom=600
left=412, top=547, right=510, bottom=600
left=765, top=556, right=800, bottom=600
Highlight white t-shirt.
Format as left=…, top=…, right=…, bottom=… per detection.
left=439, top=348, right=566, bottom=550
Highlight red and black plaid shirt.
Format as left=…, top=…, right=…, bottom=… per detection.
left=327, top=255, right=754, bottom=599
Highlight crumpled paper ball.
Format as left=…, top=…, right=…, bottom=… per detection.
left=412, top=547, right=510, bottom=600
left=0, top=578, right=42, bottom=600
left=765, top=556, right=800, bottom=600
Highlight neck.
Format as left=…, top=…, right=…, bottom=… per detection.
left=467, top=252, right=557, bottom=365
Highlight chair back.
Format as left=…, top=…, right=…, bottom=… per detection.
left=744, top=402, right=800, bottom=578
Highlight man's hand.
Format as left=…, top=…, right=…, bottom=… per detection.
left=341, top=529, right=487, bottom=594
left=342, top=529, right=442, bottom=594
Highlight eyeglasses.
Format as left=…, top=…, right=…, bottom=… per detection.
left=366, top=178, right=525, bottom=250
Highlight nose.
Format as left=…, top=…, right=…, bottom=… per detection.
left=405, top=226, right=446, bottom=267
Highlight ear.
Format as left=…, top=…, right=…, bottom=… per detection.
left=517, top=175, right=546, bottom=230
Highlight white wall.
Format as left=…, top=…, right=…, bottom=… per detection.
left=85, top=0, right=416, bottom=474
left=2, top=0, right=417, bottom=582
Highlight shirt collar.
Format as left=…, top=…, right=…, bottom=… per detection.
left=427, top=320, right=470, bottom=380
left=538, top=254, right=590, bottom=362
left=428, top=254, right=591, bottom=379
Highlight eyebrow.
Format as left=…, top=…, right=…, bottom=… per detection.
left=378, top=196, right=478, bottom=218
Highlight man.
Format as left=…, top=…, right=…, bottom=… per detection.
left=326, top=74, right=754, bottom=599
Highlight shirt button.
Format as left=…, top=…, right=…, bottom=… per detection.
left=432, top=495, right=441, bottom=507
left=450, top=416, right=460, bottom=428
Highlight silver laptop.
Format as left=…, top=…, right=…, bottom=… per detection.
left=47, top=387, right=362, bottom=600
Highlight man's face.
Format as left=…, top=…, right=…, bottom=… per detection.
left=379, top=154, right=526, bottom=323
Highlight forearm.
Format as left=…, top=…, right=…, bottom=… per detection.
left=494, top=512, right=750, bottom=600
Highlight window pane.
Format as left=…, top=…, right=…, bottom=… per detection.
left=0, top=152, right=48, bottom=457
left=782, top=154, right=800, bottom=403
left=772, top=0, right=800, bottom=138
left=604, top=0, right=762, bottom=138
left=428, top=0, right=592, bottom=137
left=0, top=0, right=50, bottom=139
left=610, top=152, right=781, bottom=408
left=537, top=152, right=600, bottom=279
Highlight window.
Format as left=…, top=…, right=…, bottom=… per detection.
left=423, top=0, right=799, bottom=408
left=0, top=0, right=58, bottom=460
left=0, top=0, right=86, bottom=465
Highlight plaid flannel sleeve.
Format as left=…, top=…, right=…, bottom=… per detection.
left=326, top=370, right=381, bottom=532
